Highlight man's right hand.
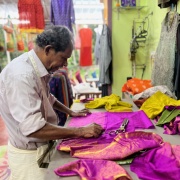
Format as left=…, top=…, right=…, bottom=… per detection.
left=79, top=123, right=104, bottom=138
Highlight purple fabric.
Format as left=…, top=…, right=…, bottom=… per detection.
left=68, top=111, right=154, bottom=133
left=54, top=159, right=133, bottom=180
left=165, top=105, right=180, bottom=110
left=58, top=131, right=163, bottom=160
left=51, top=0, right=75, bottom=32
left=130, top=142, right=180, bottom=180
left=164, top=116, right=180, bottom=135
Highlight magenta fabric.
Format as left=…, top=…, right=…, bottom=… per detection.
left=164, top=116, right=180, bottom=135
left=130, top=142, right=180, bottom=180
left=54, top=159, right=133, bottom=180
left=58, top=131, right=163, bottom=160
left=68, top=111, right=154, bottom=133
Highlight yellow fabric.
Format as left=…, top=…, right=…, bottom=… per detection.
left=140, top=91, right=180, bottom=119
left=85, top=94, right=132, bottom=112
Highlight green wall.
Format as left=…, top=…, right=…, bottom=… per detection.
left=111, top=0, right=173, bottom=96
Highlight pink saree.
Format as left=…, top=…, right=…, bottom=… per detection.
left=58, top=131, right=163, bottom=160
left=54, top=159, right=132, bottom=180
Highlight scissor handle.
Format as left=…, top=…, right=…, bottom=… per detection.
left=119, top=118, right=129, bottom=132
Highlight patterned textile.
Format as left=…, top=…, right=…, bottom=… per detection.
left=151, top=12, right=179, bottom=92
left=18, top=0, right=45, bottom=33
left=130, top=142, right=180, bottom=180
left=140, top=91, right=180, bottom=119
left=122, top=78, right=152, bottom=95
left=85, top=94, right=133, bottom=112
left=58, top=131, right=162, bottom=160
left=79, top=28, right=93, bottom=66
left=51, top=0, right=75, bottom=32
left=54, top=159, right=133, bottom=180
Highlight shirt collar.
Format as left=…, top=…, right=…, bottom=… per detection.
left=29, top=49, right=49, bottom=78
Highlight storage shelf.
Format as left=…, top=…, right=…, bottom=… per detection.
left=113, top=6, right=148, bottom=20
left=113, top=6, right=147, bottom=13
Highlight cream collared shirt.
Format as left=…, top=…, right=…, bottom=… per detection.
left=0, top=50, right=58, bottom=150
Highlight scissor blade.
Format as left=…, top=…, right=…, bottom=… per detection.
left=120, top=118, right=129, bottom=131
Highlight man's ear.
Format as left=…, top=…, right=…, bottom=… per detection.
left=44, top=45, right=53, bottom=55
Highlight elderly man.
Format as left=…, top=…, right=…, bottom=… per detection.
left=0, top=25, right=103, bottom=180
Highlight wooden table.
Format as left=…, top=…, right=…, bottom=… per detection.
left=45, top=100, right=180, bottom=180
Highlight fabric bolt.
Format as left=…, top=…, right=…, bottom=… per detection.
left=85, top=94, right=133, bottom=112
left=99, top=24, right=112, bottom=84
left=130, top=142, right=180, bottom=180
left=51, top=0, right=75, bottom=32
left=18, top=0, right=45, bottom=33
left=54, top=159, right=132, bottom=180
left=79, top=28, right=93, bottom=66
left=61, top=131, right=163, bottom=160
left=151, top=12, right=179, bottom=92
left=0, top=49, right=58, bottom=150
left=140, top=91, right=180, bottom=119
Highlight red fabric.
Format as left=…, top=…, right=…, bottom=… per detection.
left=18, top=0, right=45, bottom=33
left=79, top=28, right=92, bottom=66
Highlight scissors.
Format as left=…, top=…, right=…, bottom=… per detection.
left=109, top=118, right=129, bottom=136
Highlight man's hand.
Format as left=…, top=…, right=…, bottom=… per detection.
left=79, top=123, right=104, bottom=138
left=70, top=108, right=91, bottom=117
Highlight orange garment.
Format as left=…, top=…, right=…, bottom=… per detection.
left=79, top=28, right=92, bottom=66
left=122, top=78, right=152, bottom=95
left=18, top=0, right=45, bottom=33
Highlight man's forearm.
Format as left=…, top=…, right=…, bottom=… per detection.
left=53, top=99, right=74, bottom=116
left=28, top=123, right=82, bottom=140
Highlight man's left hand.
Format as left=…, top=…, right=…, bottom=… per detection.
left=70, top=108, right=91, bottom=117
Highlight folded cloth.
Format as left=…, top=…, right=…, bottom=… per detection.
left=85, top=94, right=132, bottom=112
left=54, top=159, right=133, bottom=180
left=130, top=142, right=180, bottom=180
left=140, top=91, right=180, bottom=119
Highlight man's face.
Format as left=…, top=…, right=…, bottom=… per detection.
left=46, top=44, right=73, bottom=73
